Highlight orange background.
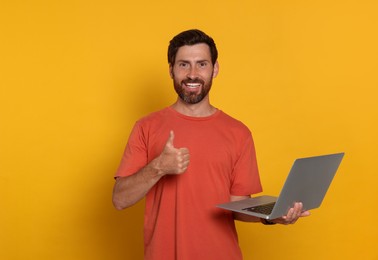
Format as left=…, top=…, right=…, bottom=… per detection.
left=1, top=1, right=377, bottom=259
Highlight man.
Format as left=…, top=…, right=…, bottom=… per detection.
left=113, top=29, right=310, bottom=260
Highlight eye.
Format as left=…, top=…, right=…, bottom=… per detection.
left=198, top=62, right=208, bottom=68
left=178, top=62, right=189, bottom=68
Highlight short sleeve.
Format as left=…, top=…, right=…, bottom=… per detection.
left=230, top=134, right=262, bottom=196
left=115, top=122, right=148, bottom=178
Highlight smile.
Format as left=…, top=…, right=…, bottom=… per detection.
left=185, top=83, right=201, bottom=88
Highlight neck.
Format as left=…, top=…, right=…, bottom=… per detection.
left=171, top=96, right=217, bottom=117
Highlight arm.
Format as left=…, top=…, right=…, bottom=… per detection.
left=112, top=131, right=190, bottom=210
left=112, top=158, right=164, bottom=210
left=231, top=195, right=311, bottom=224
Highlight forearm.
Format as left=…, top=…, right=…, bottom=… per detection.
left=112, top=158, right=164, bottom=210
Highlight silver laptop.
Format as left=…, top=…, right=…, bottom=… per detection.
left=217, top=153, right=344, bottom=220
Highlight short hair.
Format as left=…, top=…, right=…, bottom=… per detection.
left=167, top=29, right=218, bottom=66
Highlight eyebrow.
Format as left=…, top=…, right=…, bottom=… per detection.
left=176, top=59, right=210, bottom=64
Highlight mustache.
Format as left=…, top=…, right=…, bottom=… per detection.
left=182, top=78, right=205, bottom=85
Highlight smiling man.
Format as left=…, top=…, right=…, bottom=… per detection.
left=112, top=29, right=309, bottom=260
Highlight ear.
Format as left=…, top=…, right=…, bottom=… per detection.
left=169, top=64, right=173, bottom=79
left=212, top=61, right=219, bottom=78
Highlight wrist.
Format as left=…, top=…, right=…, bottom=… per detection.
left=150, top=156, right=166, bottom=177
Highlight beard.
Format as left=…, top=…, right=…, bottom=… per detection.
left=173, top=75, right=213, bottom=104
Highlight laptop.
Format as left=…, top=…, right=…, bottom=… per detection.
left=217, top=153, right=344, bottom=220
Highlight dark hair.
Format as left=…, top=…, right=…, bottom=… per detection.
left=167, top=29, right=218, bottom=66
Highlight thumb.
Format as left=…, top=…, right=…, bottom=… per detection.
left=165, top=130, right=175, bottom=148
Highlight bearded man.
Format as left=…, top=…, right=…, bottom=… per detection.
left=112, top=29, right=309, bottom=260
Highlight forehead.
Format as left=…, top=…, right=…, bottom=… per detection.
left=175, top=43, right=212, bottom=62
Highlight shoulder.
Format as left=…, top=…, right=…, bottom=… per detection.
left=217, top=110, right=252, bottom=135
left=136, top=107, right=171, bottom=126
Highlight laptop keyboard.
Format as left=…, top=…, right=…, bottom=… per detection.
left=242, top=202, right=276, bottom=215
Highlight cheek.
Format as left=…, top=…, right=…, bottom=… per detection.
left=172, top=69, right=187, bottom=81
left=202, top=71, right=215, bottom=81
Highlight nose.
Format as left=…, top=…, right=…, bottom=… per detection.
left=187, top=66, right=199, bottom=79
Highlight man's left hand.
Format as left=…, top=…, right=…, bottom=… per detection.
left=272, top=202, right=311, bottom=225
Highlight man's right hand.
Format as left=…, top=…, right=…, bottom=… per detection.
left=156, top=130, right=190, bottom=175
left=113, top=130, right=190, bottom=210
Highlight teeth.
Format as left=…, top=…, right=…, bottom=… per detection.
left=186, top=83, right=201, bottom=88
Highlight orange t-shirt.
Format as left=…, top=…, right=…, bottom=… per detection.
left=116, top=107, right=262, bottom=260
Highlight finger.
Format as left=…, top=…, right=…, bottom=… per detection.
left=283, top=208, right=294, bottom=222
left=291, top=203, right=301, bottom=219
left=177, top=161, right=189, bottom=173
left=179, top=155, right=190, bottom=169
left=295, top=202, right=305, bottom=218
left=290, top=206, right=300, bottom=221
left=300, top=210, right=311, bottom=217
left=165, top=130, right=175, bottom=148
left=179, top=148, right=190, bottom=160
left=290, top=203, right=306, bottom=223
left=297, top=202, right=303, bottom=211
left=181, top=159, right=190, bottom=167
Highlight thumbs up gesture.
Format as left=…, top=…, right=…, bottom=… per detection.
left=156, top=131, right=190, bottom=175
